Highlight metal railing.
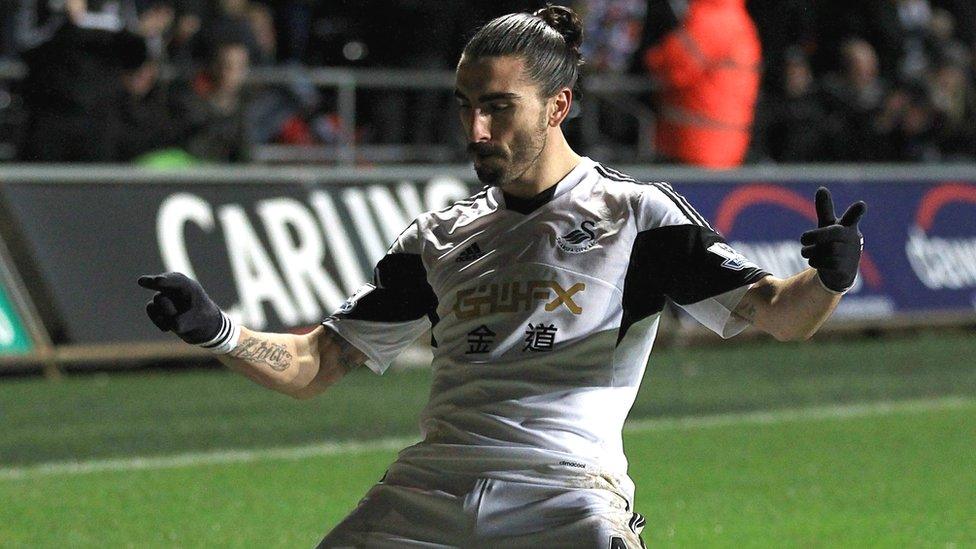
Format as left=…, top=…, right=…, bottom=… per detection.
left=0, top=59, right=657, bottom=165
left=247, top=65, right=657, bottom=165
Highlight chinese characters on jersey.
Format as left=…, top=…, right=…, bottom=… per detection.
left=523, top=322, right=557, bottom=352
left=466, top=325, right=496, bottom=354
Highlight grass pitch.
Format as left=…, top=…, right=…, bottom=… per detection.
left=1, top=331, right=974, bottom=546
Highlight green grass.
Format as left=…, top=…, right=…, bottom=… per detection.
left=0, top=330, right=975, bottom=546
left=1, top=331, right=974, bottom=466
left=632, top=402, right=976, bottom=547
left=1, top=400, right=973, bottom=547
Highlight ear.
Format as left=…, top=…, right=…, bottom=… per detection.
left=548, top=87, right=573, bottom=127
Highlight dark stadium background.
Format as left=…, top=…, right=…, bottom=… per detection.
left=0, top=1, right=973, bottom=547
left=2, top=0, right=976, bottom=165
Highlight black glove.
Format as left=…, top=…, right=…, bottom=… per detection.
left=800, top=187, right=866, bottom=293
left=137, top=272, right=224, bottom=344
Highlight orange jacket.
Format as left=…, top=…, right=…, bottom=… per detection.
left=644, top=0, right=761, bottom=168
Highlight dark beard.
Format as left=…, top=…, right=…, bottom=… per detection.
left=474, top=162, right=504, bottom=185
left=505, top=122, right=548, bottom=187
left=471, top=119, right=548, bottom=186
left=468, top=142, right=506, bottom=184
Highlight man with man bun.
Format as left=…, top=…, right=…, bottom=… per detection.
left=139, top=6, right=865, bottom=547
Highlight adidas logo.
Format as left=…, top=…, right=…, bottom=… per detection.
left=456, top=242, right=484, bottom=263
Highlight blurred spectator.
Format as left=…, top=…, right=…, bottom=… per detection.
left=643, top=0, right=761, bottom=168
left=931, top=0, right=975, bottom=45
left=811, top=0, right=903, bottom=83
left=896, top=0, right=934, bottom=81
left=582, top=0, right=646, bottom=73
left=929, top=55, right=976, bottom=160
left=753, top=48, right=828, bottom=162
left=752, top=0, right=976, bottom=164
left=574, top=0, right=647, bottom=150
left=13, top=0, right=140, bottom=52
left=363, top=0, right=467, bottom=146
left=4, top=0, right=976, bottom=165
left=246, top=3, right=276, bottom=65
left=745, top=0, right=816, bottom=91
left=17, top=0, right=147, bottom=162
left=248, top=74, right=325, bottom=146
left=876, top=84, right=940, bottom=161
left=239, top=4, right=324, bottom=150
left=820, top=39, right=889, bottom=161
left=174, top=41, right=252, bottom=162
left=201, top=0, right=261, bottom=64
left=137, top=1, right=174, bottom=59
left=166, top=0, right=203, bottom=66
left=924, top=8, right=971, bottom=80
left=112, top=58, right=179, bottom=161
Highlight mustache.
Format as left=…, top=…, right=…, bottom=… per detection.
left=467, top=143, right=504, bottom=157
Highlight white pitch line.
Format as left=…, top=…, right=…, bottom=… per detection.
left=0, top=437, right=419, bottom=481
left=1, top=396, right=972, bottom=481
left=622, top=395, right=975, bottom=433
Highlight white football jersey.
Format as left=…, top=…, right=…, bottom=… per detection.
left=323, top=157, right=767, bottom=499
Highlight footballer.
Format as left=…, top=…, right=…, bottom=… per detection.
left=139, top=6, right=865, bottom=547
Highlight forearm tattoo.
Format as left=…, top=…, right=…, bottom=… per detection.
left=733, top=301, right=757, bottom=323
left=324, top=329, right=367, bottom=373
left=229, top=337, right=293, bottom=372
left=733, top=279, right=774, bottom=325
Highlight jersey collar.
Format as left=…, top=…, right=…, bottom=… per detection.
left=490, top=157, right=594, bottom=215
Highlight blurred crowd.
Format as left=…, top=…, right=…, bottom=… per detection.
left=1, top=0, right=287, bottom=163
left=0, top=0, right=974, bottom=165
left=749, top=0, right=976, bottom=163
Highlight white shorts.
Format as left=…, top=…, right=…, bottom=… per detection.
left=317, top=465, right=646, bottom=548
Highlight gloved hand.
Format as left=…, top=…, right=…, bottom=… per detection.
left=137, top=272, right=227, bottom=345
left=800, top=187, right=866, bottom=293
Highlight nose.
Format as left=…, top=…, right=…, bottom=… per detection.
left=465, top=110, right=491, bottom=143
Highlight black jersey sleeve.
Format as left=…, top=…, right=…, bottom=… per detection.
left=632, top=224, right=768, bottom=306
left=621, top=182, right=769, bottom=339
left=334, top=252, right=437, bottom=322
left=322, top=219, right=437, bottom=374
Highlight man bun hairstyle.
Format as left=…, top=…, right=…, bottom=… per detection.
left=534, top=5, right=584, bottom=57
left=463, top=4, right=585, bottom=98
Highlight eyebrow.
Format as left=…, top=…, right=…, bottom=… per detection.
left=453, top=90, right=521, bottom=102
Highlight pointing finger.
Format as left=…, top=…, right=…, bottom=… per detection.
left=137, top=275, right=162, bottom=290
left=839, top=201, right=866, bottom=227
left=815, top=187, right=836, bottom=228
left=137, top=272, right=190, bottom=293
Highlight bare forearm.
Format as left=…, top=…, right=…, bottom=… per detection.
left=219, top=328, right=319, bottom=396
left=735, top=269, right=842, bottom=341
left=289, top=326, right=367, bottom=399
left=137, top=273, right=361, bottom=397
left=735, top=186, right=864, bottom=341
left=771, top=269, right=843, bottom=339
left=218, top=326, right=365, bottom=399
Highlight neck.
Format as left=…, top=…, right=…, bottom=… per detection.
left=501, top=131, right=581, bottom=198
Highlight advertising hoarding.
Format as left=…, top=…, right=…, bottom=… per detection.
left=0, top=167, right=972, bottom=345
